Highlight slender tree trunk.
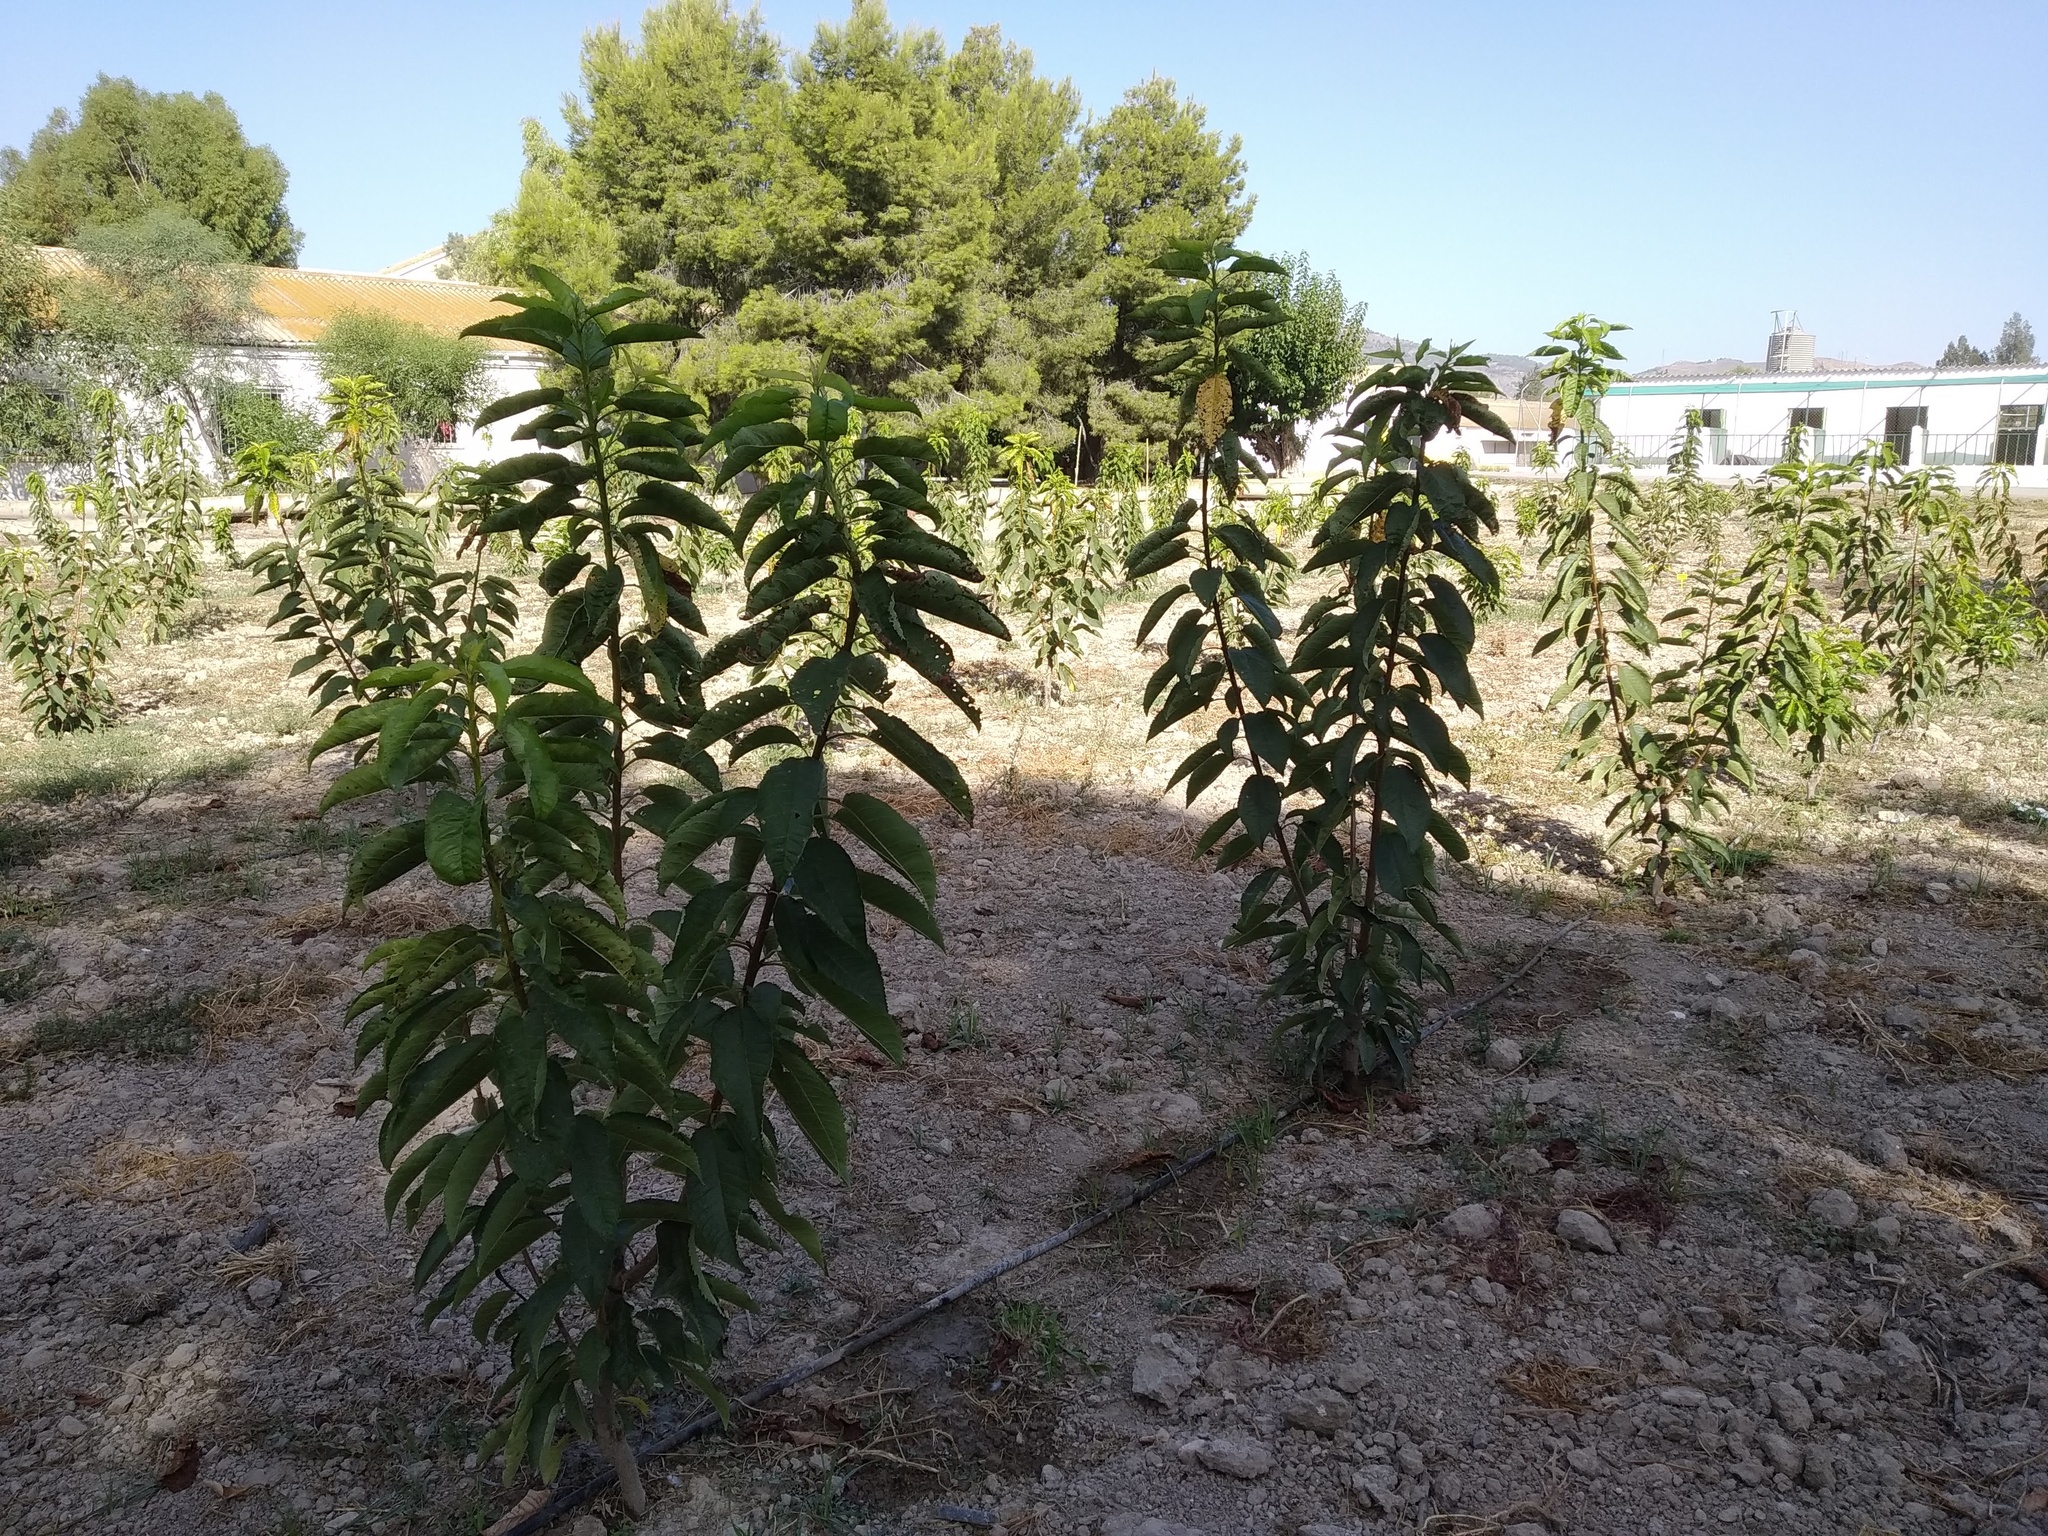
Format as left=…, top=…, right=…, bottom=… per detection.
left=589, top=1376, right=646, bottom=1515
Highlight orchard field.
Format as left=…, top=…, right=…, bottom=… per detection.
left=0, top=321, right=2046, bottom=1536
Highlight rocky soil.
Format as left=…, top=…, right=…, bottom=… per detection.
left=2, top=554, right=2046, bottom=1536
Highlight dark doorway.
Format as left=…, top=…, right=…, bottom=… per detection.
left=1883, top=405, right=1928, bottom=463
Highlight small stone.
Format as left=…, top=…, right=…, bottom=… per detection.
left=315, top=1367, right=343, bottom=1390
left=1468, top=1276, right=1498, bottom=1307
left=1333, top=1359, right=1375, bottom=1394
left=1924, top=881, right=1952, bottom=905
left=164, top=1342, right=199, bottom=1371
left=1131, top=1345, right=1194, bottom=1408
left=57, top=1416, right=85, bottom=1437
left=1193, top=1436, right=1274, bottom=1479
left=1861, top=1128, right=1909, bottom=1172
left=22, top=1344, right=56, bottom=1371
left=1658, top=1385, right=1708, bottom=1409
left=1767, top=1380, right=1814, bottom=1432
left=1281, top=1387, right=1350, bottom=1435
left=1805, top=1188, right=1858, bottom=1230
left=1869, top=936, right=1889, bottom=957
left=245, top=1275, right=283, bottom=1307
left=1759, top=1431, right=1803, bottom=1477
left=1555, top=1207, right=1617, bottom=1254
left=1438, top=1202, right=1498, bottom=1242
left=1566, top=1446, right=1601, bottom=1474
left=1483, top=1037, right=1523, bottom=1072
left=904, top=1193, right=937, bottom=1215
left=1302, top=1261, right=1346, bottom=1296
left=1041, top=1075, right=1074, bottom=1104
left=1863, top=1214, right=1903, bottom=1252
left=1799, top=1445, right=1835, bottom=1492
left=1501, top=1144, right=1551, bottom=1176
left=1201, top=1345, right=1272, bottom=1392
left=570, top=1519, right=607, bottom=1536
left=1504, top=1525, right=1549, bottom=1536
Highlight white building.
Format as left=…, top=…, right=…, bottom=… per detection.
left=1601, top=316, right=2048, bottom=488
left=31, top=247, right=546, bottom=482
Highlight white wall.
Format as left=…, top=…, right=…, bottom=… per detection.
left=1600, top=366, right=2048, bottom=488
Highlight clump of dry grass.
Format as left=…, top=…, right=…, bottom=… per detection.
left=214, top=1236, right=299, bottom=1291
left=1922, top=1025, right=2048, bottom=1079
left=1499, top=1354, right=1624, bottom=1411
left=197, top=965, right=337, bottom=1050
left=266, top=891, right=459, bottom=944
left=64, top=1139, right=251, bottom=1208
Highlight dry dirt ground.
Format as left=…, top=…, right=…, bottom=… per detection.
left=2, top=523, right=2047, bottom=1536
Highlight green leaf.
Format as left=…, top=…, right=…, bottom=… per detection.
left=756, top=757, right=825, bottom=883
left=605, top=320, right=696, bottom=346
left=1380, top=762, right=1432, bottom=850
left=860, top=709, right=971, bottom=822
left=831, top=792, right=935, bottom=902
left=770, top=1043, right=847, bottom=1178
left=856, top=868, right=942, bottom=945
left=789, top=653, right=850, bottom=740
left=1238, top=774, right=1281, bottom=845
left=424, top=791, right=485, bottom=885
left=347, top=820, right=427, bottom=905
left=773, top=902, right=901, bottom=1061
left=503, top=654, right=597, bottom=693
left=319, top=761, right=388, bottom=814
left=474, top=388, right=566, bottom=429
left=794, top=837, right=865, bottom=946
left=568, top=1113, right=625, bottom=1240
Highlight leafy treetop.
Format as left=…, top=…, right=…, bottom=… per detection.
left=1, top=74, right=302, bottom=266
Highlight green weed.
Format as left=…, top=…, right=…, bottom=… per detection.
left=32, top=994, right=198, bottom=1058
left=945, top=996, right=988, bottom=1049
left=995, top=1299, right=1084, bottom=1378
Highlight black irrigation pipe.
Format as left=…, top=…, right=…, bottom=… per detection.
left=503, top=917, right=1592, bottom=1536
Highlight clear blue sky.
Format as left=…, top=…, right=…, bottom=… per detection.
left=5, top=0, right=2044, bottom=368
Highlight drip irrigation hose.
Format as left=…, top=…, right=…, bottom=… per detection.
left=501, top=918, right=1591, bottom=1536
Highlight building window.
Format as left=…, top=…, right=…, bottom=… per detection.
left=1995, top=404, right=2043, bottom=466
left=1694, top=409, right=1724, bottom=430
left=1482, top=437, right=1514, bottom=455
left=1789, top=407, right=1825, bottom=430
left=1883, top=405, right=1928, bottom=464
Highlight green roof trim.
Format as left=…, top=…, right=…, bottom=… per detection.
left=1610, top=370, right=2048, bottom=397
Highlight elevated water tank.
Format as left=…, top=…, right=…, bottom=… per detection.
left=1765, top=310, right=1815, bottom=373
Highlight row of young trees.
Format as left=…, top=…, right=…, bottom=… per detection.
left=1522, top=316, right=2046, bottom=903
left=10, top=244, right=2038, bottom=1513
left=0, top=394, right=213, bottom=733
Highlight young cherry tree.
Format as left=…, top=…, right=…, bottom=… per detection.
left=1126, top=240, right=1506, bottom=1091
left=297, top=271, right=1002, bottom=1514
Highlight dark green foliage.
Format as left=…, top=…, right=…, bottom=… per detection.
left=452, top=2, right=1249, bottom=451
left=1, top=74, right=301, bottom=264
left=316, top=311, right=488, bottom=440
left=293, top=267, right=997, bottom=1515
left=1994, top=313, right=2036, bottom=366
left=213, top=379, right=323, bottom=458
left=1234, top=252, right=1367, bottom=471
left=1127, top=239, right=1502, bottom=1092
left=1937, top=335, right=1989, bottom=368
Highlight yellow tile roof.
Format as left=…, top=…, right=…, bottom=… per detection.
left=33, top=247, right=538, bottom=351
